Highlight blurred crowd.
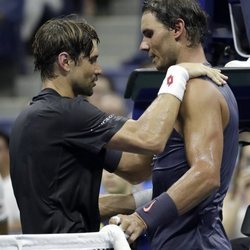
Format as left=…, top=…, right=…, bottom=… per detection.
left=0, top=0, right=243, bottom=97
left=0, top=0, right=115, bottom=97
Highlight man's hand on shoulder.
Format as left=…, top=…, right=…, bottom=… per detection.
left=178, top=63, right=228, bottom=85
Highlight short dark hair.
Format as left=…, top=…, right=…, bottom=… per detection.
left=142, top=0, right=208, bottom=47
left=0, top=130, right=9, bottom=148
left=32, top=14, right=100, bottom=81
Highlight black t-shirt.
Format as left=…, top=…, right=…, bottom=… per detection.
left=10, top=88, right=127, bottom=234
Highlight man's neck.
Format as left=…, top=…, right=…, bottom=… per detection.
left=176, top=44, right=207, bottom=64
left=43, top=77, right=74, bottom=98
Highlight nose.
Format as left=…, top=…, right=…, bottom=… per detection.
left=95, top=63, right=102, bottom=76
left=139, top=39, right=149, bottom=51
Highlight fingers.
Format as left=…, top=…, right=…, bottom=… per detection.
left=109, top=215, right=131, bottom=240
left=177, top=63, right=228, bottom=85
left=125, top=224, right=142, bottom=244
left=109, top=215, right=121, bottom=225
left=109, top=214, right=145, bottom=244
left=203, top=67, right=228, bottom=86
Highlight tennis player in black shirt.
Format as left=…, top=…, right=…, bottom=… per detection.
left=9, top=15, right=227, bottom=234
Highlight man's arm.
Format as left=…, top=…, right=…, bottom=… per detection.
left=99, top=189, right=153, bottom=221
left=106, top=64, right=227, bottom=155
left=167, top=78, right=226, bottom=213
left=114, top=153, right=153, bottom=184
left=107, top=93, right=181, bottom=154
left=99, top=194, right=135, bottom=221
left=109, top=79, right=228, bottom=243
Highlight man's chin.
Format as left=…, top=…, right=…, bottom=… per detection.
left=156, top=65, right=168, bottom=72
left=73, top=88, right=93, bottom=97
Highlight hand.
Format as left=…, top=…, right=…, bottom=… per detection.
left=109, top=213, right=147, bottom=244
left=178, top=63, right=228, bottom=85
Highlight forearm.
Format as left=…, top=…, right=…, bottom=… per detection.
left=135, top=94, right=181, bottom=153
left=132, top=66, right=188, bottom=153
left=108, top=94, right=181, bottom=155
left=99, top=194, right=136, bottom=221
left=136, top=164, right=219, bottom=232
left=167, top=163, right=219, bottom=215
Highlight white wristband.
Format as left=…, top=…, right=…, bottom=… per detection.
left=158, top=65, right=189, bottom=101
left=133, top=189, right=152, bottom=208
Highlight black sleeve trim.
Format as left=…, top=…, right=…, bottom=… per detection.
left=104, top=149, right=122, bottom=173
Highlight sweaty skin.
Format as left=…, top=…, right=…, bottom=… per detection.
left=108, top=10, right=232, bottom=245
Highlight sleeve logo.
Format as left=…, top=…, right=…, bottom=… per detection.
left=167, top=75, right=174, bottom=86
left=143, top=200, right=156, bottom=213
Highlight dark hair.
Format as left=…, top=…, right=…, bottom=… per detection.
left=0, top=130, right=9, bottom=148
left=142, top=0, right=208, bottom=47
left=32, top=14, right=100, bottom=81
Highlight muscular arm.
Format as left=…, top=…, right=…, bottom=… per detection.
left=108, top=79, right=229, bottom=243
left=167, top=79, right=227, bottom=215
left=108, top=94, right=181, bottom=154
left=106, top=64, right=227, bottom=155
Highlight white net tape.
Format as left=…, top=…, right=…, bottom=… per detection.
left=0, top=225, right=131, bottom=250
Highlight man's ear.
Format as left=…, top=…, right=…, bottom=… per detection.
left=57, top=52, right=71, bottom=72
left=173, top=18, right=185, bottom=40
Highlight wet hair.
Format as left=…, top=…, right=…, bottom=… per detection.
left=0, top=130, right=9, bottom=148
left=32, top=14, right=100, bottom=81
left=142, top=0, right=208, bottom=47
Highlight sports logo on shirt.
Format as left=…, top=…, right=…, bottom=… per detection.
left=143, top=200, right=156, bottom=213
left=167, top=75, right=173, bottom=86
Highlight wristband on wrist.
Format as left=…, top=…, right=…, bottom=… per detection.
left=133, top=189, right=153, bottom=209
left=136, top=192, right=178, bottom=231
left=158, top=65, right=189, bottom=101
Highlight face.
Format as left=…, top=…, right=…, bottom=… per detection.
left=70, top=40, right=102, bottom=96
left=140, top=12, right=178, bottom=71
left=102, top=170, right=132, bottom=195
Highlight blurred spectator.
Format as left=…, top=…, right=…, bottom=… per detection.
left=223, top=145, right=250, bottom=239
left=0, top=175, right=7, bottom=234
left=87, top=75, right=115, bottom=108
left=98, top=93, right=128, bottom=117
left=0, top=131, right=21, bottom=234
left=102, top=170, right=132, bottom=195
left=0, top=0, right=24, bottom=96
left=89, top=0, right=113, bottom=16
left=21, top=0, right=64, bottom=55
left=82, top=0, right=96, bottom=16
left=222, top=57, right=250, bottom=242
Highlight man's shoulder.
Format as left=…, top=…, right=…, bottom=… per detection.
left=184, top=77, right=221, bottom=105
left=62, top=96, right=97, bottom=114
